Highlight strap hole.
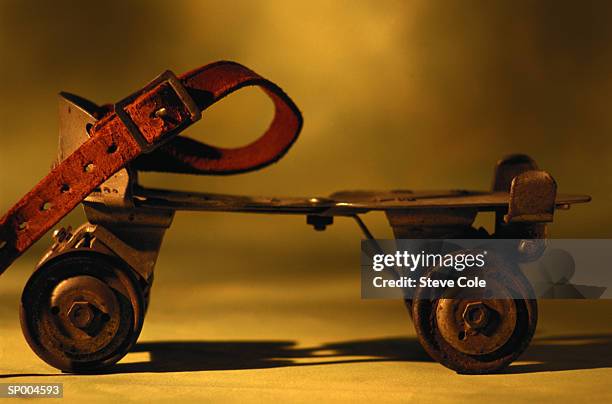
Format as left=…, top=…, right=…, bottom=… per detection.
left=84, top=163, right=95, bottom=173
left=107, top=143, right=118, bottom=154
left=0, top=240, right=6, bottom=250
left=18, top=222, right=28, bottom=231
left=61, top=184, right=70, bottom=193
left=40, top=202, right=53, bottom=211
left=85, top=123, right=93, bottom=135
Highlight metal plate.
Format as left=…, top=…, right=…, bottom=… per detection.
left=132, top=187, right=590, bottom=215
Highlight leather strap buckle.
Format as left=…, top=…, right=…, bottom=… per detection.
left=114, top=70, right=201, bottom=153
left=0, top=61, right=302, bottom=277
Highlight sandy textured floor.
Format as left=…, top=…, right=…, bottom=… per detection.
left=0, top=237, right=611, bottom=403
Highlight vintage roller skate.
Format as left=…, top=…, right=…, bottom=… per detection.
left=0, top=62, right=589, bottom=374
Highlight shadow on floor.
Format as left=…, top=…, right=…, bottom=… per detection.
left=504, top=334, right=612, bottom=373
left=111, top=337, right=431, bottom=374
left=1, top=334, right=610, bottom=378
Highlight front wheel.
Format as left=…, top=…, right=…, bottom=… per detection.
left=411, top=251, right=537, bottom=374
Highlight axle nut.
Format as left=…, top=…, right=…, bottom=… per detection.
left=462, top=302, right=490, bottom=330
left=68, top=301, right=95, bottom=329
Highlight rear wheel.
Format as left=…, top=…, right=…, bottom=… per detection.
left=20, top=251, right=145, bottom=373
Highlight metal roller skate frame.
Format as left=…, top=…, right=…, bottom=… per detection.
left=20, top=84, right=590, bottom=375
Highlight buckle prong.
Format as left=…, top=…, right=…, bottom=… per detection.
left=114, top=70, right=201, bottom=153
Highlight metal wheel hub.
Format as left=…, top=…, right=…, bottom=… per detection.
left=435, top=285, right=517, bottom=355
left=50, top=275, right=119, bottom=347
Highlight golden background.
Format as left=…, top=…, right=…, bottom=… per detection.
left=0, top=1, right=611, bottom=402
left=1, top=0, right=610, bottom=249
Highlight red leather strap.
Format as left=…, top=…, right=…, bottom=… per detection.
left=0, top=61, right=302, bottom=275
left=134, top=61, right=303, bottom=174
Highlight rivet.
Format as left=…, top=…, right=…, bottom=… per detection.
left=155, top=107, right=168, bottom=118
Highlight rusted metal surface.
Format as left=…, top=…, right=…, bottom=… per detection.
left=436, top=295, right=517, bottom=356
left=462, top=302, right=491, bottom=330
left=505, top=170, right=557, bottom=223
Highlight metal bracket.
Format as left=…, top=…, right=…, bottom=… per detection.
left=505, top=170, right=557, bottom=223
left=58, top=93, right=135, bottom=207
left=38, top=217, right=172, bottom=284
left=55, top=92, right=175, bottom=282
left=57, top=92, right=99, bottom=162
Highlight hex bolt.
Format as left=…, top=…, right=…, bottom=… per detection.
left=52, top=228, right=64, bottom=241
left=68, top=301, right=95, bottom=329
left=307, top=215, right=333, bottom=231
left=462, top=302, right=491, bottom=330
left=52, top=226, right=72, bottom=243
